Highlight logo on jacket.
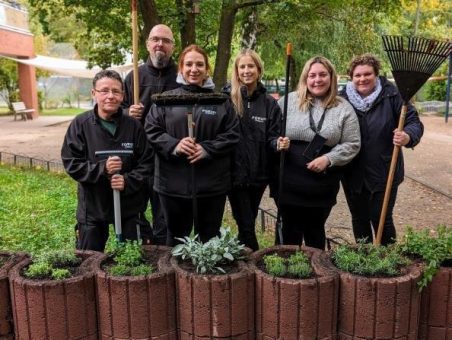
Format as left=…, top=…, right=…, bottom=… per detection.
left=121, top=142, right=134, bottom=149
left=201, top=108, right=217, bottom=116
left=251, top=116, right=266, bottom=123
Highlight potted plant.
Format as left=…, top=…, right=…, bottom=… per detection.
left=0, top=251, right=27, bottom=340
left=171, top=227, right=254, bottom=339
left=9, top=249, right=99, bottom=340
left=400, top=225, right=452, bottom=339
left=330, top=242, right=422, bottom=339
left=251, top=245, right=338, bottom=339
left=94, top=241, right=176, bottom=339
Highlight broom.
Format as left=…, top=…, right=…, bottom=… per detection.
left=375, top=36, right=452, bottom=245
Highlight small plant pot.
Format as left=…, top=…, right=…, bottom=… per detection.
left=251, top=245, right=339, bottom=340
left=0, top=251, right=27, bottom=340
left=171, top=256, right=254, bottom=339
left=418, top=262, right=452, bottom=339
left=9, top=250, right=100, bottom=340
left=94, top=245, right=176, bottom=339
left=332, top=262, right=423, bottom=339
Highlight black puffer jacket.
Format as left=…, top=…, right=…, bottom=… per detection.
left=145, top=85, right=240, bottom=198
left=340, top=76, right=424, bottom=193
left=122, top=58, right=180, bottom=125
left=61, top=106, right=152, bottom=223
left=227, top=83, right=281, bottom=187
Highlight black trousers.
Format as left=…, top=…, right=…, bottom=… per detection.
left=343, top=183, right=398, bottom=245
left=149, top=188, right=167, bottom=245
left=228, top=185, right=266, bottom=251
left=159, top=193, right=226, bottom=246
left=76, top=214, right=144, bottom=252
left=279, top=204, right=332, bottom=250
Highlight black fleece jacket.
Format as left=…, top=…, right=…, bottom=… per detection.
left=61, top=106, right=152, bottom=223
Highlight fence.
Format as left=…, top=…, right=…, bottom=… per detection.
left=416, top=101, right=451, bottom=114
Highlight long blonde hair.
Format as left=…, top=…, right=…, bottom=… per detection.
left=296, top=56, right=340, bottom=112
left=230, top=49, right=263, bottom=116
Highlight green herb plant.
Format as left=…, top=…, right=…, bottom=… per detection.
left=107, top=240, right=153, bottom=277
left=400, top=225, right=452, bottom=288
left=332, top=241, right=410, bottom=277
left=264, top=251, right=312, bottom=279
left=171, top=227, right=245, bottom=274
left=24, top=249, right=81, bottom=280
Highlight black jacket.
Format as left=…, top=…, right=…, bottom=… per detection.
left=227, top=83, right=281, bottom=187
left=122, top=58, right=180, bottom=126
left=61, top=107, right=152, bottom=223
left=145, top=85, right=240, bottom=198
left=340, top=76, right=424, bottom=193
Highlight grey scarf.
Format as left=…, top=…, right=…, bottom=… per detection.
left=346, top=78, right=382, bottom=112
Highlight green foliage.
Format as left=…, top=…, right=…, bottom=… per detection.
left=107, top=240, right=153, bottom=277
left=400, top=226, right=452, bottom=288
left=24, top=249, right=79, bottom=280
left=0, top=164, right=77, bottom=254
left=332, top=242, right=411, bottom=277
left=263, top=251, right=312, bottom=279
left=424, top=80, right=447, bottom=101
left=172, top=227, right=245, bottom=274
left=0, top=59, right=19, bottom=112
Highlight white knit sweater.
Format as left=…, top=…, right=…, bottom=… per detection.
left=278, top=92, right=361, bottom=166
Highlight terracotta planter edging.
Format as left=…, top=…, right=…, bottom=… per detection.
left=330, top=260, right=423, bottom=340
left=252, top=245, right=339, bottom=340
left=9, top=250, right=100, bottom=340
left=95, top=245, right=176, bottom=340
left=171, top=256, right=255, bottom=339
left=0, top=251, right=28, bottom=340
left=418, top=265, right=452, bottom=339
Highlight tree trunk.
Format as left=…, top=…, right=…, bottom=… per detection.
left=139, top=0, right=161, bottom=46
left=176, top=0, right=196, bottom=48
left=213, top=1, right=238, bottom=90
left=240, top=6, right=259, bottom=50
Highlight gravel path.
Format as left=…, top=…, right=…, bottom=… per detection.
left=1, top=114, right=451, bottom=243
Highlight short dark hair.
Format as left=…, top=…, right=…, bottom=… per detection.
left=348, top=53, right=381, bottom=78
left=92, top=70, right=123, bottom=89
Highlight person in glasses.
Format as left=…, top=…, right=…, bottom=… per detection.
left=276, top=56, right=361, bottom=249
left=122, top=24, right=180, bottom=245
left=61, top=70, right=152, bottom=251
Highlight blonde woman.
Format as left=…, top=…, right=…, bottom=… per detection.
left=277, top=56, right=360, bottom=249
left=227, top=49, right=281, bottom=250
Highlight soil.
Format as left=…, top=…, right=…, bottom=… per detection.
left=0, top=114, right=451, bottom=242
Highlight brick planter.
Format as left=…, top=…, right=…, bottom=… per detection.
left=171, top=256, right=254, bottom=339
left=0, top=251, right=27, bottom=340
left=334, top=263, right=423, bottom=339
left=418, top=263, right=452, bottom=339
left=9, top=250, right=99, bottom=340
left=252, top=245, right=339, bottom=340
left=95, top=245, right=176, bottom=340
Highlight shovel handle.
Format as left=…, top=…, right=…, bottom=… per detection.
left=113, top=189, right=122, bottom=242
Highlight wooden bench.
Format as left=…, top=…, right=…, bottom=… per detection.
left=12, top=102, right=35, bottom=121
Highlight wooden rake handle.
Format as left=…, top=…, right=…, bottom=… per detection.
left=131, top=0, right=140, bottom=105
left=374, top=104, right=407, bottom=245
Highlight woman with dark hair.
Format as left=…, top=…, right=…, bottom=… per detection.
left=145, top=45, right=239, bottom=246
left=340, top=53, right=423, bottom=245
left=227, top=49, right=281, bottom=251
left=277, top=56, right=360, bottom=249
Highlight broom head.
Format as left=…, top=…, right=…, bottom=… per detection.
left=382, top=35, right=452, bottom=101
left=152, top=92, right=229, bottom=106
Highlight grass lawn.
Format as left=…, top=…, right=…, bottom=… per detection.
left=0, top=164, right=275, bottom=255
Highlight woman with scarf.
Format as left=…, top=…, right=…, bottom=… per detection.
left=227, top=49, right=281, bottom=251
left=340, top=53, right=424, bottom=245
left=277, top=56, right=360, bottom=249
left=145, top=45, right=239, bottom=246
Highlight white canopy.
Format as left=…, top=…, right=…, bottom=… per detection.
left=1, top=54, right=134, bottom=78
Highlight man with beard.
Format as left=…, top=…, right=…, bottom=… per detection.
left=122, top=24, right=180, bottom=245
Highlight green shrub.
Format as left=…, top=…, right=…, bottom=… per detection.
left=24, top=249, right=78, bottom=280
left=264, top=251, right=312, bottom=279
left=400, top=225, right=452, bottom=288
left=332, top=242, right=410, bottom=277
left=107, top=240, right=153, bottom=277
left=172, top=227, right=245, bottom=274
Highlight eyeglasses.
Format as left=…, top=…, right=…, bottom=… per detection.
left=148, top=36, right=174, bottom=45
left=94, top=89, right=123, bottom=97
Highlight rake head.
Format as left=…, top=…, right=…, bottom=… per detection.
left=382, top=35, right=452, bottom=101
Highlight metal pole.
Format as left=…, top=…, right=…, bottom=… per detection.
left=445, top=53, right=451, bottom=123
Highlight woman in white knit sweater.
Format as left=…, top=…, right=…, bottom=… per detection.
left=276, top=56, right=360, bottom=249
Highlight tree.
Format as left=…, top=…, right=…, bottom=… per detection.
left=0, top=59, right=19, bottom=113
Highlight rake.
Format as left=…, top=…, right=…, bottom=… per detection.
left=375, top=36, right=452, bottom=246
